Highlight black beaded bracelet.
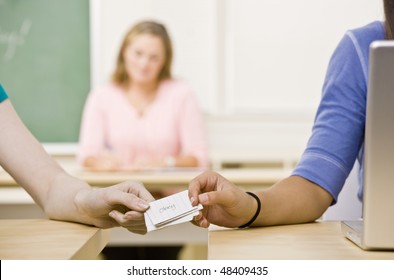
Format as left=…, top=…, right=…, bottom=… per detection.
left=239, top=192, right=261, bottom=228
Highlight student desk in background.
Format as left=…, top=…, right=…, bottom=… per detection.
left=208, top=221, right=394, bottom=259
left=0, top=219, right=109, bottom=260
left=0, top=159, right=290, bottom=189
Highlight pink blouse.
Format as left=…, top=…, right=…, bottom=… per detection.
left=77, top=80, right=209, bottom=168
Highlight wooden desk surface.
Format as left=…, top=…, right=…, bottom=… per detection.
left=208, top=221, right=394, bottom=260
left=0, top=219, right=109, bottom=260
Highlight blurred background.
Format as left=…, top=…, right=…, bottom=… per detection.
left=0, top=0, right=383, bottom=168
left=0, top=0, right=383, bottom=259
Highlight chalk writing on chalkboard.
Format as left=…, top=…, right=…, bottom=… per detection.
left=0, top=0, right=90, bottom=142
left=0, top=19, right=32, bottom=61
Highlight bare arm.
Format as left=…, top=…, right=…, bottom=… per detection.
left=189, top=171, right=333, bottom=228
left=0, top=100, right=68, bottom=211
left=254, top=175, right=333, bottom=226
left=0, top=100, right=154, bottom=232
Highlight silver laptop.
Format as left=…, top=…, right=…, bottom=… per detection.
left=341, top=41, right=394, bottom=250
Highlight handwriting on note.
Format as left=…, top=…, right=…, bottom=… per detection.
left=144, top=190, right=202, bottom=232
left=159, top=204, right=176, bottom=213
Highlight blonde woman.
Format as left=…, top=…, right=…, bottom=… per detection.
left=78, top=21, right=209, bottom=172
left=78, top=20, right=208, bottom=260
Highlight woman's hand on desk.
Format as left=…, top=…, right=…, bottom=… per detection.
left=74, top=180, right=155, bottom=234
left=82, top=153, right=122, bottom=172
left=188, top=171, right=258, bottom=228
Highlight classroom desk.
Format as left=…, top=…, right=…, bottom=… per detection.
left=0, top=165, right=291, bottom=189
left=208, top=221, right=394, bottom=259
left=0, top=219, right=109, bottom=260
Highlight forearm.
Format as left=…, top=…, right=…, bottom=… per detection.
left=3, top=140, right=97, bottom=225
left=253, top=176, right=333, bottom=226
left=0, top=101, right=94, bottom=224
left=0, top=100, right=66, bottom=207
left=6, top=147, right=92, bottom=224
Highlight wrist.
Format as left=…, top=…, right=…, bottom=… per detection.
left=73, top=187, right=90, bottom=210
left=239, top=192, right=261, bottom=228
left=73, top=187, right=98, bottom=223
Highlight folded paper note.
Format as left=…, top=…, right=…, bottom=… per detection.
left=144, top=190, right=203, bottom=232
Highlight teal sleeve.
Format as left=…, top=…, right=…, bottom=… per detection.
left=0, top=84, right=9, bottom=102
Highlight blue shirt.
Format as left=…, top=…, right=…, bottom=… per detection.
left=292, top=21, right=385, bottom=203
left=0, top=84, right=8, bottom=102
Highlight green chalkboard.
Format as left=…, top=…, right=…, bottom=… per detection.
left=0, top=0, right=90, bottom=142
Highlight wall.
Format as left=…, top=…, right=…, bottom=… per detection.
left=90, top=0, right=383, bottom=164
left=0, top=0, right=383, bottom=160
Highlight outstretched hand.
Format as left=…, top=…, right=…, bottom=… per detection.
left=74, top=180, right=155, bottom=234
left=188, top=171, right=257, bottom=228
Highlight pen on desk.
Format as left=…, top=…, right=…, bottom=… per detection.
left=104, top=141, right=113, bottom=152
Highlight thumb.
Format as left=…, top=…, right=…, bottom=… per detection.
left=198, top=190, right=234, bottom=207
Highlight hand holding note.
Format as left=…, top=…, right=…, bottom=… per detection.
left=144, top=190, right=203, bottom=232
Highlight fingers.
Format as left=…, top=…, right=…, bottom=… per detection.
left=192, top=212, right=210, bottom=228
left=197, top=188, right=236, bottom=207
left=189, top=171, right=222, bottom=206
left=104, top=180, right=155, bottom=211
left=110, top=209, right=145, bottom=224
left=122, top=193, right=150, bottom=211
left=106, top=189, right=150, bottom=212
left=135, top=185, right=155, bottom=203
left=117, top=180, right=155, bottom=202
left=109, top=210, right=148, bottom=235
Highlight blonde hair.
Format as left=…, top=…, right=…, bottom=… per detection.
left=112, top=20, right=173, bottom=86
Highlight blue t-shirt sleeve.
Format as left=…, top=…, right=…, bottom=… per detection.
left=292, top=32, right=367, bottom=203
left=0, top=84, right=9, bottom=102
